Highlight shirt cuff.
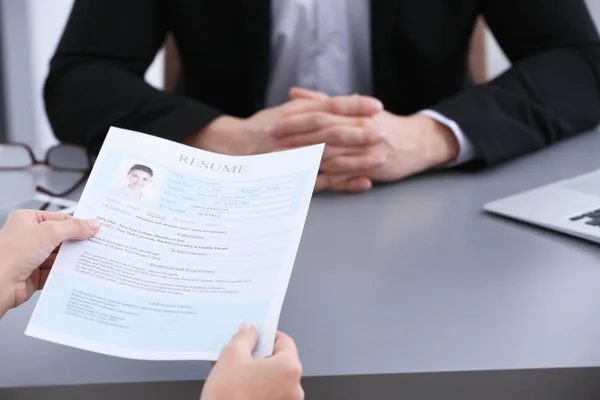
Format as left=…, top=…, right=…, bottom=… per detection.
left=419, top=109, right=477, bottom=167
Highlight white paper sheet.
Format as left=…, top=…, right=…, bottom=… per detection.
left=25, top=127, right=323, bottom=360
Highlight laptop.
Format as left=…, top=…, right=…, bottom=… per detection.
left=483, top=169, right=600, bottom=243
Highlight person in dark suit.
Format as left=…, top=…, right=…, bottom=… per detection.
left=45, top=0, right=600, bottom=193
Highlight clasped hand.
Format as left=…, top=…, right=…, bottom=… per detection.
left=191, top=87, right=459, bottom=193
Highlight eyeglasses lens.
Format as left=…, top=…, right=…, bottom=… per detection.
left=0, top=145, right=32, bottom=168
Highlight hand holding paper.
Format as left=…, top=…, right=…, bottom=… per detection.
left=25, top=127, right=323, bottom=360
left=0, top=210, right=100, bottom=318
left=201, top=323, right=303, bottom=400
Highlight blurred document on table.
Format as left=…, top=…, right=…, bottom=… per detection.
left=26, top=127, right=323, bottom=360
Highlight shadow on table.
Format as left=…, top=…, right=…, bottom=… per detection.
left=3, top=368, right=600, bottom=400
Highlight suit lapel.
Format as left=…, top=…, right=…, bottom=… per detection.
left=238, top=0, right=397, bottom=111
left=371, top=0, right=397, bottom=104
left=240, top=0, right=272, bottom=111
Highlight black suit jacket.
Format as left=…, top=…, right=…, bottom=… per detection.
left=45, top=0, right=600, bottom=165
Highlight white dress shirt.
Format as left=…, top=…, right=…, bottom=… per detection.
left=265, top=0, right=476, bottom=165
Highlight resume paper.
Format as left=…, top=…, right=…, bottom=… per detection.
left=25, top=127, right=323, bottom=360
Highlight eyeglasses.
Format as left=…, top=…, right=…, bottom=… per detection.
left=0, top=142, right=91, bottom=199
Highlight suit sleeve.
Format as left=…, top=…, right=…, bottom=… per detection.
left=431, top=0, right=600, bottom=165
left=44, top=0, right=222, bottom=150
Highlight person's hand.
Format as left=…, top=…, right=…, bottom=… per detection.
left=185, top=96, right=384, bottom=156
left=200, top=323, right=303, bottom=400
left=315, top=112, right=459, bottom=187
left=288, top=88, right=459, bottom=193
left=0, top=210, right=100, bottom=317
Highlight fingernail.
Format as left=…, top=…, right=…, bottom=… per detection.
left=376, top=131, right=387, bottom=139
left=86, top=219, right=101, bottom=230
left=239, top=321, right=253, bottom=332
left=265, top=125, right=276, bottom=134
left=370, top=100, right=384, bottom=112
left=373, top=155, right=386, bottom=166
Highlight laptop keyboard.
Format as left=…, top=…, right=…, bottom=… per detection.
left=570, top=208, right=600, bottom=226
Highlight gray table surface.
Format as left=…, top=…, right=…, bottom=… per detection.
left=1, top=130, right=600, bottom=398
